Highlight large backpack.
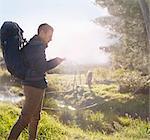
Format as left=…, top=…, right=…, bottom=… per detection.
left=0, top=21, right=27, bottom=80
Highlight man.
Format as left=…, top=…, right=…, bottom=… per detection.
left=8, top=23, right=64, bottom=140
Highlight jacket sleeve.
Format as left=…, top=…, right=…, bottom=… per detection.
left=46, top=58, right=62, bottom=71
left=26, top=46, right=61, bottom=73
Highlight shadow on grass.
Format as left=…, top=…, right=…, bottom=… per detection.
left=85, top=92, right=149, bottom=120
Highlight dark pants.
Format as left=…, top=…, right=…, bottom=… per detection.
left=8, top=85, right=45, bottom=140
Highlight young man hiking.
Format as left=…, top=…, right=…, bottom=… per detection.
left=8, top=23, right=64, bottom=140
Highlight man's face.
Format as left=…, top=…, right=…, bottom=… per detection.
left=45, top=29, right=53, bottom=44
left=40, top=29, right=53, bottom=45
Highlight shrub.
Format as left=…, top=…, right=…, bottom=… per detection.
left=113, top=69, right=150, bottom=93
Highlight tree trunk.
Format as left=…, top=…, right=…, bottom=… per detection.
left=138, top=0, right=150, bottom=45
left=138, top=0, right=150, bottom=80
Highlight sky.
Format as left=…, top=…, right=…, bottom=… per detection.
left=0, top=0, right=113, bottom=64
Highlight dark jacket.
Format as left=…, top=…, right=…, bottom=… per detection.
left=22, top=35, right=62, bottom=89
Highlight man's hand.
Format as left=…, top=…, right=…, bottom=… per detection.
left=56, top=57, right=65, bottom=64
left=46, top=57, right=65, bottom=71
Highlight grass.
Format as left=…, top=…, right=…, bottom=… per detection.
left=9, top=86, right=23, bottom=96
left=0, top=102, right=112, bottom=140
left=0, top=102, right=149, bottom=140
left=0, top=73, right=150, bottom=139
left=45, top=74, right=150, bottom=139
left=46, top=74, right=86, bottom=91
left=90, top=84, right=149, bottom=119
left=0, top=68, right=11, bottom=84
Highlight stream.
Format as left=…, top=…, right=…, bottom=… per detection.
left=0, top=85, right=24, bottom=103
left=0, top=85, right=76, bottom=111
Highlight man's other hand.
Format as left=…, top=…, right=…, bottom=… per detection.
left=56, top=57, right=65, bottom=64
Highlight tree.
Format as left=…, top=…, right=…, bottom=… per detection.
left=138, top=0, right=150, bottom=50
left=95, top=0, right=149, bottom=75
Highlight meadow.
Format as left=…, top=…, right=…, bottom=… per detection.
left=0, top=71, right=149, bottom=140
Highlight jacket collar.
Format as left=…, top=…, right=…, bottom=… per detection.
left=29, top=35, right=48, bottom=49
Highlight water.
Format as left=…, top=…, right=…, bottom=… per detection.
left=0, top=85, right=76, bottom=110
left=0, top=95, right=24, bottom=103
left=0, top=86, right=24, bottom=103
left=55, top=100, right=76, bottom=111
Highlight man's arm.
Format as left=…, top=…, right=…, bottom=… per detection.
left=26, top=46, right=63, bottom=73
left=46, top=57, right=64, bottom=71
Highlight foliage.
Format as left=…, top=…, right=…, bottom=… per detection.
left=0, top=69, right=11, bottom=84
left=46, top=74, right=86, bottom=92
left=43, top=74, right=149, bottom=139
left=0, top=101, right=149, bottom=140
left=0, top=103, right=96, bottom=140
left=93, top=67, right=112, bottom=81
left=0, top=78, right=149, bottom=139
left=95, top=0, right=149, bottom=75
left=113, top=69, right=150, bottom=93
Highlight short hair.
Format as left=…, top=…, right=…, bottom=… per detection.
left=38, top=23, right=53, bottom=34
